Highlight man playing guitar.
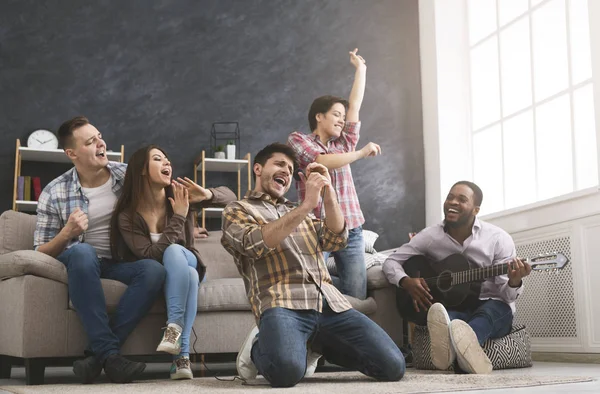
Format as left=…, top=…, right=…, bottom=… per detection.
left=383, top=181, right=532, bottom=374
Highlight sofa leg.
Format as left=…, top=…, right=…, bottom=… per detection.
left=25, top=359, right=45, bottom=385
left=0, top=355, right=11, bottom=379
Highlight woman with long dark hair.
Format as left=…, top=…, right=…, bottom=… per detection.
left=109, top=145, right=235, bottom=379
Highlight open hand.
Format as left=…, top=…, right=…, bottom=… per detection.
left=175, top=176, right=213, bottom=203
left=400, top=276, right=433, bottom=312
left=169, top=182, right=190, bottom=217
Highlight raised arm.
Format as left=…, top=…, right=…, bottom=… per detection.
left=346, top=48, right=367, bottom=123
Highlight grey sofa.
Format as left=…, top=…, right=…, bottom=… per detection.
left=0, top=210, right=403, bottom=384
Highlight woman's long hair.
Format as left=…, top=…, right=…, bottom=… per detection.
left=109, top=144, right=169, bottom=261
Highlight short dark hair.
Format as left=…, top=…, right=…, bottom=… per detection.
left=452, top=181, right=483, bottom=207
left=308, top=95, right=349, bottom=131
left=57, top=116, right=90, bottom=148
left=253, top=143, right=297, bottom=181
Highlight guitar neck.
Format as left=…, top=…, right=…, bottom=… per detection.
left=453, top=261, right=513, bottom=285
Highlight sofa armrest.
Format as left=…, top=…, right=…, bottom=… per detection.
left=0, top=250, right=67, bottom=284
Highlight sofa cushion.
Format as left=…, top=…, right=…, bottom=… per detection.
left=69, top=277, right=251, bottom=314
left=366, top=264, right=391, bottom=290
left=198, top=277, right=251, bottom=312
left=0, top=250, right=68, bottom=284
left=0, top=210, right=36, bottom=254
left=194, top=231, right=240, bottom=280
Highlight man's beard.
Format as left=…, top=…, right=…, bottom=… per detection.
left=445, top=213, right=472, bottom=228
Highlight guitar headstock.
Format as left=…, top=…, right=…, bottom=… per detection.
left=528, top=252, right=569, bottom=271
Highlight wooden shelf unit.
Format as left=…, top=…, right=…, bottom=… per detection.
left=12, top=139, right=125, bottom=212
left=193, top=150, right=251, bottom=227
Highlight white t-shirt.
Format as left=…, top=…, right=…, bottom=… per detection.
left=81, top=177, right=117, bottom=259
left=150, top=232, right=162, bottom=244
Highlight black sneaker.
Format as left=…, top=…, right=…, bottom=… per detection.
left=73, top=356, right=102, bottom=384
left=103, top=354, right=146, bottom=383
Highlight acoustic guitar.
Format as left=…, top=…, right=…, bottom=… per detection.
left=395, top=252, right=569, bottom=322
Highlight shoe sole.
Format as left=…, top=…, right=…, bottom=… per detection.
left=171, top=370, right=194, bottom=380
left=427, top=303, right=454, bottom=370
left=449, top=320, right=492, bottom=374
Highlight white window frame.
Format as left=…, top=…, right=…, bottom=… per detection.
left=466, top=0, right=597, bottom=217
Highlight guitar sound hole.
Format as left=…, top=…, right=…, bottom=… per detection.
left=437, top=271, right=454, bottom=292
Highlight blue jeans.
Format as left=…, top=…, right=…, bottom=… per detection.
left=251, top=303, right=405, bottom=387
left=322, top=226, right=367, bottom=300
left=448, top=299, right=513, bottom=346
left=163, top=244, right=200, bottom=359
left=57, top=243, right=165, bottom=363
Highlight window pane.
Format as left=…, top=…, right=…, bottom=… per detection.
left=569, top=0, right=592, bottom=84
left=468, top=0, right=497, bottom=44
left=471, top=37, right=501, bottom=130
left=500, top=18, right=532, bottom=116
left=535, top=94, right=573, bottom=200
left=498, top=0, right=528, bottom=26
left=573, top=84, right=598, bottom=189
left=473, top=125, right=504, bottom=214
left=531, top=0, right=547, bottom=7
left=532, top=0, right=569, bottom=101
left=503, top=111, right=536, bottom=208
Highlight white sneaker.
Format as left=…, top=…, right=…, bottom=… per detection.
left=427, top=303, right=455, bottom=370
left=237, top=326, right=259, bottom=380
left=304, top=349, right=322, bottom=377
left=449, top=320, right=493, bottom=374
left=170, top=356, right=193, bottom=380
left=156, top=323, right=182, bottom=355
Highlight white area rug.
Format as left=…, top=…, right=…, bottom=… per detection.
left=0, top=371, right=594, bottom=393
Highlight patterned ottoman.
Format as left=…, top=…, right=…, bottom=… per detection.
left=412, top=324, right=532, bottom=370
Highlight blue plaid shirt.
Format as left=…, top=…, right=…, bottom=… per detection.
left=33, top=162, right=127, bottom=250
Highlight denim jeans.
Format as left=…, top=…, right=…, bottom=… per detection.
left=251, top=303, right=405, bottom=387
left=448, top=299, right=513, bottom=346
left=322, top=226, right=367, bottom=300
left=56, top=243, right=165, bottom=363
left=162, top=244, right=200, bottom=359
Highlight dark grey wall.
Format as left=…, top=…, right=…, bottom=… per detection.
left=0, top=0, right=424, bottom=250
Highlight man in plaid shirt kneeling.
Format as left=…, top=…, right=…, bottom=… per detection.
left=221, top=143, right=405, bottom=388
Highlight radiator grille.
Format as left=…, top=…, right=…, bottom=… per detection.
left=514, top=236, right=577, bottom=338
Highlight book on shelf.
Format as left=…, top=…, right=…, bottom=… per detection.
left=24, top=176, right=31, bottom=201
left=32, top=177, right=42, bottom=201
left=17, top=176, right=24, bottom=200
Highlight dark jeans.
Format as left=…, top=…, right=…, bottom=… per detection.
left=447, top=299, right=513, bottom=345
left=322, top=226, right=367, bottom=300
left=251, top=303, right=405, bottom=387
left=57, top=243, right=166, bottom=363
left=406, top=298, right=513, bottom=346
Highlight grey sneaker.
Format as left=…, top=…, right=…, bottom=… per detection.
left=170, top=357, right=193, bottom=380
left=237, top=326, right=259, bottom=380
left=156, top=323, right=182, bottom=355
left=304, top=349, right=322, bottom=377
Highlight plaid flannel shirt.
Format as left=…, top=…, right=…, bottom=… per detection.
left=33, top=162, right=127, bottom=250
left=287, top=121, right=365, bottom=229
left=221, top=190, right=352, bottom=320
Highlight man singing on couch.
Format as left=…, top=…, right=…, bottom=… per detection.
left=34, top=116, right=166, bottom=384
